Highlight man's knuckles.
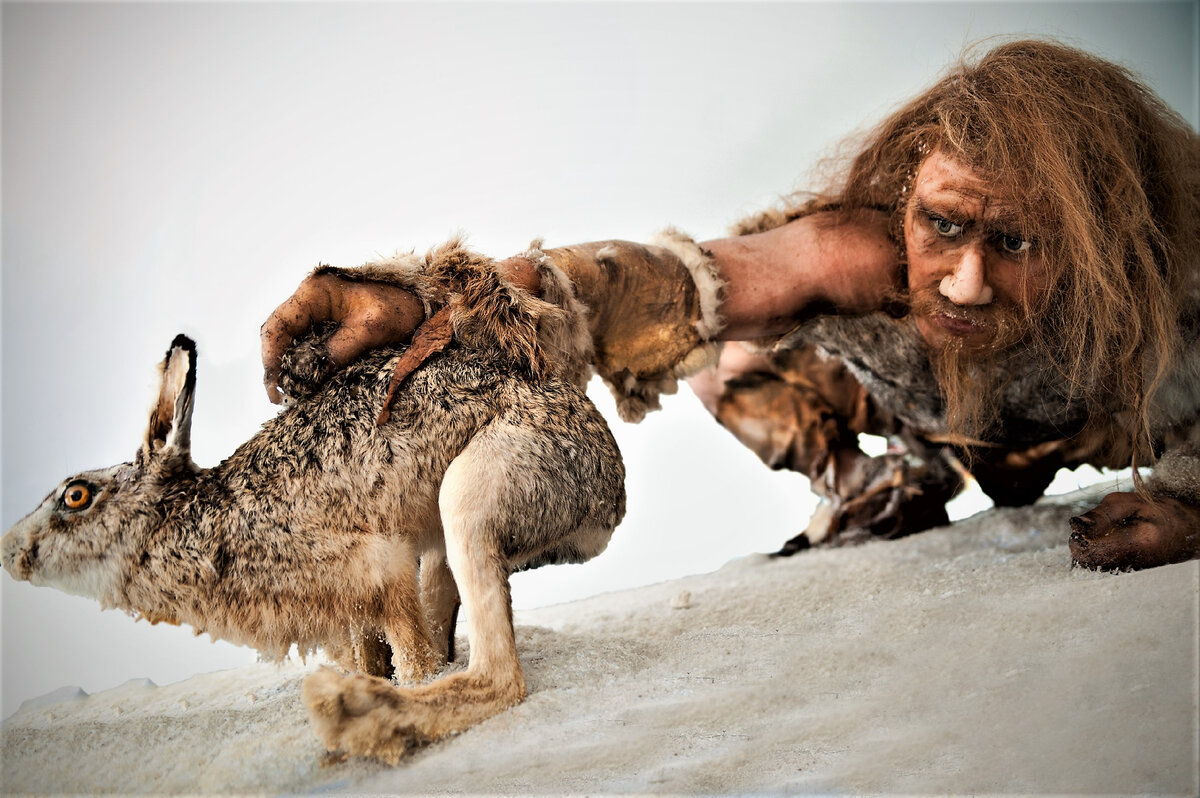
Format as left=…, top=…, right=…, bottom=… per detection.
left=1069, top=492, right=1200, bottom=571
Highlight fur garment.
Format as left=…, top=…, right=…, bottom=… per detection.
left=532, top=231, right=724, bottom=422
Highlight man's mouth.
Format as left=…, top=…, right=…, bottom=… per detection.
left=929, top=310, right=989, bottom=337
left=907, top=286, right=1023, bottom=352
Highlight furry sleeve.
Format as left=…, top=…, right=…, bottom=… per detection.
left=313, top=238, right=593, bottom=386
left=1149, top=443, right=1200, bottom=504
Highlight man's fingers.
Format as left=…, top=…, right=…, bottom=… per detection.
left=323, top=315, right=400, bottom=368
left=260, top=278, right=336, bottom=402
left=263, top=371, right=283, bottom=405
left=260, top=275, right=425, bottom=403
left=323, top=289, right=426, bottom=367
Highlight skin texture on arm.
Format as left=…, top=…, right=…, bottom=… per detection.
left=704, top=208, right=900, bottom=341
left=687, top=209, right=901, bottom=412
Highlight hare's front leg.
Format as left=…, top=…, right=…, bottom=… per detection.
left=334, top=544, right=441, bottom=683
left=328, top=573, right=441, bottom=676
left=379, top=556, right=442, bottom=684
left=303, top=437, right=525, bottom=764
left=419, top=550, right=461, bottom=663
left=346, top=625, right=392, bottom=678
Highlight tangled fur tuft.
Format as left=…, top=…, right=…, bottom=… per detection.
left=314, top=238, right=593, bottom=387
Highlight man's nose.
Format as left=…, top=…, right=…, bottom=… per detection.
left=938, top=244, right=993, bottom=306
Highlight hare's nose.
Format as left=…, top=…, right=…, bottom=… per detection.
left=1, top=532, right=27, bottom=577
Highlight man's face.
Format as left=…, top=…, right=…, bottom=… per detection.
left=904, top=149, right=1050, bottom=353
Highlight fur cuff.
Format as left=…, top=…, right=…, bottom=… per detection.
left=517, top=239, right=595, bottom=387
left=648, top=226, right=725, bottom=341
left=1149, top=444, right=1200, bottom=504
left=601, top=228, right=725, bottom=422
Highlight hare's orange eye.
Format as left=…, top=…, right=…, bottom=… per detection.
left=63, top=483, right=92, bottom=510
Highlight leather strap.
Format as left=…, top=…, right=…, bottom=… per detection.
left=376, top=306, right=455, bottom=425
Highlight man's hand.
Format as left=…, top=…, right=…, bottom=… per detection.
left=260, top=273, right=426, bottom=403
left=1069, top=492, right=1200, bottom=571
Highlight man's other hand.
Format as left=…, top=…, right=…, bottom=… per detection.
left=1069, top=491, right=1200, bottom=571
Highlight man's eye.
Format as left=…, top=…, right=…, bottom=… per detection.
left=930, top=216, right=962, bottom=237
left=998, top=234, right=1031, bottom=255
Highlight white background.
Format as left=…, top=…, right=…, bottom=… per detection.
left=3, top=1, right=1196, bottom=718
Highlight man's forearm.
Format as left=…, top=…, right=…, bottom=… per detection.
left=703, top=208, right=900, bottom=341
left=264, top=210, right=899, bottom=415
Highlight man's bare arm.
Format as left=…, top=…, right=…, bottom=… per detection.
left=706, top=208, right=899, bottom=340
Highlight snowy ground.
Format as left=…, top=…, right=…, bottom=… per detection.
left=2, top=483, right=1197, bottom=795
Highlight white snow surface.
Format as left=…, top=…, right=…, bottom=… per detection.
left=2, top=485, right=1197, bottom=795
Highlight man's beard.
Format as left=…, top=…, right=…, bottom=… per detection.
left=906, top=285, right=1030, bottom=442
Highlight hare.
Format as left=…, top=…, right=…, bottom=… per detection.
left=1, top=331, right=626, bottom=763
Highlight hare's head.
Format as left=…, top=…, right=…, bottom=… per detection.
left=2, top=335, right=199, bottom=603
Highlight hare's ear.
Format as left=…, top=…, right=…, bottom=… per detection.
left=141, top=334, right=197, bottom=461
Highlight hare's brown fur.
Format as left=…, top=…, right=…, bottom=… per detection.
left=2, top=335, right=625, bottom=763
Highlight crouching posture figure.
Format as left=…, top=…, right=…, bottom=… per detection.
left=264, top=39, right=1200, bottom=571
left=2, top=245, right=625, bottom=763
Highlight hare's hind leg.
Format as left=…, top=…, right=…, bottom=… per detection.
left=303, top=425, right=533, bottom=763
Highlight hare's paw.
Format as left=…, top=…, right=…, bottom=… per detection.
left=391, top=642, right=441, bottom=685
left=302, top=667, right=423, bottom=765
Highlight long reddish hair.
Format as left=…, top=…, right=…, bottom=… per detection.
left=741, top=39, right=1200, bottom=467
